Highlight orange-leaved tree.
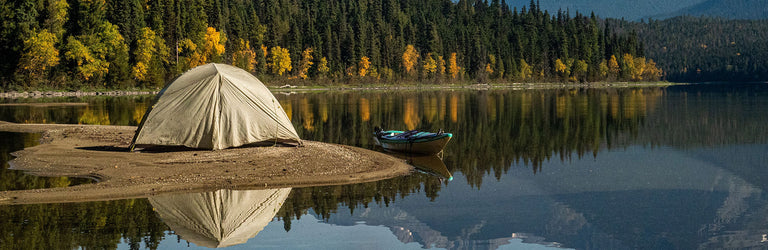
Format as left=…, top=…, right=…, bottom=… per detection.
left=402, top=44, right=419, bottom=77
left=297, top=48, right=314, bottom=79
left=232, top=39, right=257, bottom=72
left=448, top=52, right=460, bottom=79
left=358, top=56, right=371, bottom=77
left=437, top=55, right=446, bottom=77
left=485, top=54, right=496, bottom=76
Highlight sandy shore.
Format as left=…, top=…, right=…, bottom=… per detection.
left=0, top=121, right=412, bottom=205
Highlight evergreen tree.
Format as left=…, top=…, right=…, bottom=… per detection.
left=0, top=0, right=668, bottom=89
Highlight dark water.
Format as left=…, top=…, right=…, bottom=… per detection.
left=1, top=83, right=767, bottom=249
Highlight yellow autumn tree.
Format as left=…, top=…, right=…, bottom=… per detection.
left=268, top=46, right=292, bottom=76
left=448, top=52, right=460, bottom=79
left=358, top=56, right=371, bottom=77
left=554, top=58, right=568, bottom=80
left=18, top=29, right=60, bottom=80
left=632, top=56, right=646, bottom=81
left=132, top=27, right=169, bottom=83
left=261, top=44, right=268, bottom=57
left=297, top=48, right=314, bottom=79
left=232, top=39, right=257, bottom=72
left=203, top=27, right=226, bottom=63
left=519, top=59, right=532, bottom=81
left=485, top=54, right=496, bottom=76
left=258, top=44, right=268, bottom=73
left=642, top=59, right=663, bottom=81
left=622, top=53, right=637, bottom=81
left=64, top=22, right=128, bottom=83
left=132, top=40, right=153, bottom=81
left=422, top=53, right=437, bottom=78
left=64, top=37, right=109, bottom=81
left=608, top=54, right=620, bottom=79
left=402, top=44, right=419, bottom=76
left=178, top=38, right=204, bottom=69
left=598, top=59, right=609, bottom=79
left=317, top=57, right=330, bottom=77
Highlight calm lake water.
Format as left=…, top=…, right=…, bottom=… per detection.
left=1, top=83, right=767, bottom=249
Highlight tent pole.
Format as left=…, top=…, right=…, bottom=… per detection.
left=273, top=99, right=279, bottom=146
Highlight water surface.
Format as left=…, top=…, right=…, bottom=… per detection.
left=1, top=83, right=767, bottom=249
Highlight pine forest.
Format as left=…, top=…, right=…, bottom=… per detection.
left=1, top=0, right=676, bottom=90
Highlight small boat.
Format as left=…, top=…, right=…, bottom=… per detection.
left=374, top=127, right=453, bottom=155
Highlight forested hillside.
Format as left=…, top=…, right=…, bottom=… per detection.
left=610, top=16, right=768, bottom=82
left=511, top=0, right=704, bottom=21
left=0, top=0, right=661, bottom=90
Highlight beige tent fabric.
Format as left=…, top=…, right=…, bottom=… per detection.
left=148, top=188, right=292, bottom=248
left=131, top=63, right=300, bottom=150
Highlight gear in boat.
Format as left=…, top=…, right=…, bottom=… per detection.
left=373, top=127, right=453, bottom=155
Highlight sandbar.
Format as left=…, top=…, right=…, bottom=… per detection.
left=0, top=121, right=412, bottom=205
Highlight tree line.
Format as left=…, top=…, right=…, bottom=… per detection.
left=608, top=16, right=768, bottom=82
left=0, top=0, right=663, bottom=90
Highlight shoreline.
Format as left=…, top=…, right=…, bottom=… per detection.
left=0, top=82, right=680, bottom=99
left=0, top=121, right=412, bottom=205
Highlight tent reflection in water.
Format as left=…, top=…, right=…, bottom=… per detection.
left=131, top=63, right=300, bottom=150
left=148, top=188, right=292, bottom=248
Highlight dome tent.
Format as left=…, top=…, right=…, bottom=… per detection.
left=130, top=63, right=300, bottom=150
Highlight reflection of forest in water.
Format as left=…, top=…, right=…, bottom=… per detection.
left=0, top=133, right=93, bottom=191
left=275, top=88, right=667, bottom=223
left=0, top=88, right=666, bottom=180
left=0, top=96, right=151, bottom=126
left=0, top=199, right=167, bottom=249
left=1, top=85, right=767, bottom=249
left=279, top=88, right=663, bottom=176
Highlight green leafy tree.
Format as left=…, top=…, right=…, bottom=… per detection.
left=44, top=0, right=69, bottom=38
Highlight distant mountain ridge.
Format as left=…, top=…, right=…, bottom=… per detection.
left=510, top=0, right=767, bottom=20
left=650, top=0, right=768, bottom=20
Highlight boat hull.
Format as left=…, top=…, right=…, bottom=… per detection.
left=374, top=133, right=452, bottom=155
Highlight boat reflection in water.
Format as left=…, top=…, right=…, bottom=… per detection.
left=148, top=188, right=291, bottom=248
left=387, top=152, right=453, bottom=181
